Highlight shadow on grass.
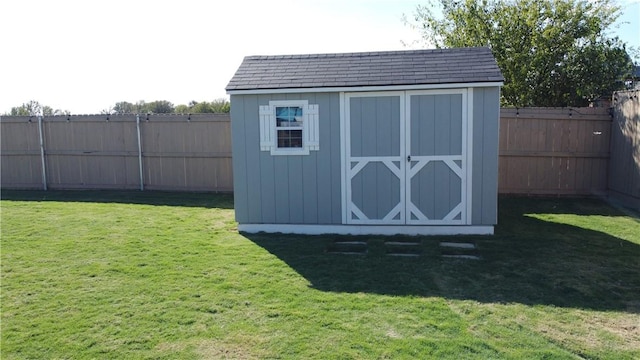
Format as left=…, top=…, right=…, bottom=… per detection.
left=245, top=196, right=640, bottom=313
left=0, top=190, right=234, bottom=209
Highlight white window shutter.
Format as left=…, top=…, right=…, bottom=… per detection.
left=259, top=105, right=275, bottom=151
left=306, top=104, right=319, bottom=151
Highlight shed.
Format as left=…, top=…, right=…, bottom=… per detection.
left=226, top=47, right=504, bottom=235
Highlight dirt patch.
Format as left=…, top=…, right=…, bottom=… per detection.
left=195, top=339, right=260, bottom=360
left=154, top=339, right=260, bottom=359
left=536, top=311, right=640, bottom=352
left=154, top=341, right=188, bottom=353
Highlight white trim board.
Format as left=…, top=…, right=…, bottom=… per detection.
left=339, top=92, right=348, bottom=224
left=344, top=91, right=407, bottom=225
left=227, top=82, right=504, bottom=95
left=342, top=89, right=472, bottom=226
left=238, top=224, right=494, bottom=236
left=466, top=88, right=474, bottom=223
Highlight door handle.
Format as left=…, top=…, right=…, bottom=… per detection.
left=407, top=155, right=411, bottom=162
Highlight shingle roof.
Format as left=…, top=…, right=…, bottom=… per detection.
left=226, top=47, right=504, bottom=92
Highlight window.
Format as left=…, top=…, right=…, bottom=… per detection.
left=259, top=100, right=319, bottom=155
left=275, top=106, right=303, bottom=148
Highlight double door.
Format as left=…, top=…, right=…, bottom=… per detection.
left=344, top=90, right=471, bottom=225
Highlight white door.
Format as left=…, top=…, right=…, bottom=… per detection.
left=344, top=90, right=471, bottom=225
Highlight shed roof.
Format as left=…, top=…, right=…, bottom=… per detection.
left=226, top=47, right=504, bottom=93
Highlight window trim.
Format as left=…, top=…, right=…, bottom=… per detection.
left=259, top=100, right=319, bottom=156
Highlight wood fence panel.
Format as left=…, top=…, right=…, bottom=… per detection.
left=609, top=90, right=640, bottom=209
left=0, top=117, right=43, bottom=189
left=0, top=114, right=233, bottom=192
left=498, top=107, right=611, bottom=195
left=140, top=114, right=232, bottom=191
left=42, top=115, right=140, bottom=189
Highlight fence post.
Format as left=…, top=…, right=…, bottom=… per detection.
left=136, top=114, right=144, bottom=191
left=37, top=115, right=48, bottom=190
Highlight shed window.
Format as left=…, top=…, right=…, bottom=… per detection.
left=276, top=106, right=303, bottom=148
left=259, top=100, right=319, bottom=155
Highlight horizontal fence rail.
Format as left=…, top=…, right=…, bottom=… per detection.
left=0, top=114, right=232, bottom=192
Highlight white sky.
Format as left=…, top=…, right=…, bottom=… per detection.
left=1, top=0, right=638, bottom=114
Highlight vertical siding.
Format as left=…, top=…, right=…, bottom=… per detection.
left=302, top=151, right=319, bottom=223
left=472, top=87, right=500, bottom=225
left=349, top=97, right=401, bottom=157
left=230, top=93, right=342, bottom=225
left=288, top=156, right=305, bottom=224
left=231, top=95, right=250, bottom=223
left=449, top=95, right=463, bottom=155
left=244, top=96, right=263, bottom=222
left=327, top=93, right=343, bottom=224
left=259, top=151, right=277, bottom=224
left=273, top=157, right=290, bottom=223
left=412, top=94, right=434, bottom=156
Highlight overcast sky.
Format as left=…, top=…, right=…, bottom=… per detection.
left=1, top=0, right=638, bottom=114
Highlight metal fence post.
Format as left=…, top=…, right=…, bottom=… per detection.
left=37, top=115, right=48, bottom=190
left=136, top=114, right=144, bottom=191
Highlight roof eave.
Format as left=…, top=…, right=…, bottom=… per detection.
left=226, top=81, right=504, bottom=95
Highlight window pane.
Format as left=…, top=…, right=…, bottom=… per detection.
left=277, top=129, right=303, bottom=148
left=276, top=106, right=303, bottom=127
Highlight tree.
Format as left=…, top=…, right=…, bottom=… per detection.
left=111, top=101, right=137, bottom=114
left=407, top=0, right=634, bottom=107
left=8, top=100, right=68, bottom=116
left=108, top=100, right=174, bottom=114
left=145, top=100, right=174, bottom=113
left=190, top=101, right=214, bottom=113
left=174, top=98, right=230, bottom=113
left=174, top=104, right=190, bottom=114
left=106, top=98, right=230, bottom=115
left=209, top=98, right=231, bottom=113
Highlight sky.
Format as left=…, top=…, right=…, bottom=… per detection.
left=1, top=0, right=638, bottom=114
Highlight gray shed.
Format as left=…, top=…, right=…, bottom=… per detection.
left=226, top=47, right=504, bottom=235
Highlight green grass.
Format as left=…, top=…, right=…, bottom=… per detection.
left=1, top=191, right=639, bottom=359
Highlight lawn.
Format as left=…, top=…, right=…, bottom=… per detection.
left=1, top=191, right=639, bottom=359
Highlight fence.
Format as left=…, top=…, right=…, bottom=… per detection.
left=498, top=107, right=611, bottom=195
left=0, top=114, right=232, bottom=192
left=2, top=106, right=638, bottom=205
left=609, top=89, right=640, bottom=209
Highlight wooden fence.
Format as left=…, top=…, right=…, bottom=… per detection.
left=2, top=106, right=637, bottom=202
left=609, top=89, right=640, bottom=209
left=498, top=107, right=612, bottom=195
left=0, top=114, right=232, bottom=192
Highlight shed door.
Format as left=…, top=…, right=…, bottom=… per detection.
left=344, top=90, right=470, bottom=225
